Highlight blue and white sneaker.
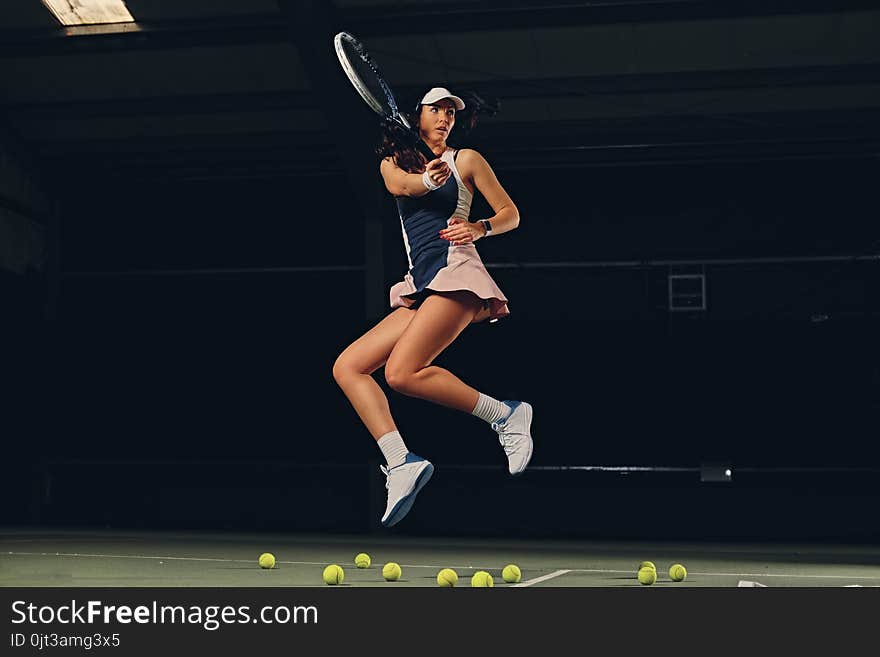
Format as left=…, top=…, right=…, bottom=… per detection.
left=492, top=401, right=533, bottom=476
left=380, top=452, right=434, bottom=528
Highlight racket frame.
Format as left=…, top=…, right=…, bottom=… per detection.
left=334, top=31, right=437, bottom=164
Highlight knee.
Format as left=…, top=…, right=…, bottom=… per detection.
left=332, top=355, right=355, bottom=387
left=384, top=364, right=417, bottom=396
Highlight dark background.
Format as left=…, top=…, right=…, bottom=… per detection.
left=2, top=1, right=879, bottom=541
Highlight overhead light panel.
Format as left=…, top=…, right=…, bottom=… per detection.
left=42, top=1, right=135, bottom=26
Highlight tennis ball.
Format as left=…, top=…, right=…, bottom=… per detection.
left=323, top=564, right=345, bottom=585
left=669, top=564, right=687, bottom=582
left=355, top=553, right=371, bottom=569
left=471, top=571, right=494, bottom=587
left=639, top=561, right=656, bottom=572
left=437, top=568, right=459, bottom=587
left=258, top=553, right=276, bottom=569
left=382, top=562, right=402, bottom=581
left=502, top=564, right=522, bottom=584
left=638, top=567, right=657, bottom=585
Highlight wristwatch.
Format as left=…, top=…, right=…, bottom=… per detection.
left=479, top=219, right=493, bottom=236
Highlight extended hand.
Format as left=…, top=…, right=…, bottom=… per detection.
left=424, top=158, right=451, bottom=188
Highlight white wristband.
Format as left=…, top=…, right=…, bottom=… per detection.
left=422, top=170, right=440, bottom=191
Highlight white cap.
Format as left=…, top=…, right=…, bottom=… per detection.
left=418, top=87, right=465, bottom=110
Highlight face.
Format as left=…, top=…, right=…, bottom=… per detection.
left=419, top=99, right=456, bottom=140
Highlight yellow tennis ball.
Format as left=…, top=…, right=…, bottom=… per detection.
left=502, top=564, right=522, bottom=584
left=437, top=568, right=459, bottom=587
left=323, top=564, right=345, bottom=585
left=638, top=567, right=657, bottom=585
left=471, top=571, right=494, bottom=587
left=258, top=553, right=275, bottom=569
left=669, top=564, right=687, bottom=582
left=639, top=561, right=656, bottom=572
left=354, top=553, right=371, bottom=569
left=382, top=562, right=402, bottom=581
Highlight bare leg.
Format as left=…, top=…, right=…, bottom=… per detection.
left=384, top=291, right=483, bottom=413
left=332, top=307, right=416, bottom=440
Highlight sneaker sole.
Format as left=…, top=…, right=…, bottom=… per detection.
left=510, top=402, right=533, bottom=477
left=382, top=462, right=434, bottom=528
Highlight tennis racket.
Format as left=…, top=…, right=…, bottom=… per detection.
left=333, top=31, right=437, bottom=164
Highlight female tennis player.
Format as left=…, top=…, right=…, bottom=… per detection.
left=332, top=87, right=533, bottom=528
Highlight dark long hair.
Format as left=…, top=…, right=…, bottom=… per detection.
left=375, top=110, right=425, bottom=173
left=375, top=88, right=499, bottom=172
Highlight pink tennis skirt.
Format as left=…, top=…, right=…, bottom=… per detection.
left=389, top=244, right=510, bottom=322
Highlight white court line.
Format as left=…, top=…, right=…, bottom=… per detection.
left=689, top=571, right=880, bottom=580
left=513, top=570, right=572, bottom=587
left=3, top=551, right=492, bottom=572
left=568, top=567, right=880, bottom=581
left=5, top=551, right=255, bottom=564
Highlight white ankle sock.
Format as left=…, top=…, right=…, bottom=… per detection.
left=471, top=393, right=511, bottom=425
left=377, top=430, right=408, bottom=468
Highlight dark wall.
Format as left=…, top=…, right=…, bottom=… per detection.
left=4, top=156, right=879, bottom=539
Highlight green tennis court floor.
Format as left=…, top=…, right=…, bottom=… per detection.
left=2, top=528, right=880, bottom=587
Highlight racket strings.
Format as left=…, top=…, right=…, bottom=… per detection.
left=341, top=39, right=397, bottom=117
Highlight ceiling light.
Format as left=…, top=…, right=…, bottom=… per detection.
left=42, top=1, right=134, bottom=26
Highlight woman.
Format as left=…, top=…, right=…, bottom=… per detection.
left=332, top=87, right=533, bottom=528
